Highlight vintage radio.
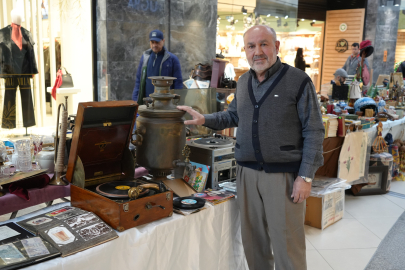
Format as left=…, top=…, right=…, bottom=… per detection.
left=186, top=135, right=236, bottom=189
left=66, top=101, right=173, bottom=232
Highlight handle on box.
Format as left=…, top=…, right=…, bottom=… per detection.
left=145, top=202, right=165, bottom=210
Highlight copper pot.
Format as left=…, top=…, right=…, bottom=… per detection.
left=133, top=76, right=186, bottom=179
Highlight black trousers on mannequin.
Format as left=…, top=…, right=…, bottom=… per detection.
left=2, top=76, right=36, bottom=129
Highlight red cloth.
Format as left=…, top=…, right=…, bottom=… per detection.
left=360, top=40, right=372, bottom=50
left=5, top=174, right=50, bottom=201
left=52, top=69, right=63, bottom=100
left=11, top=23, right=23, bottom=50
left=362, top=64, right=370, bottom=85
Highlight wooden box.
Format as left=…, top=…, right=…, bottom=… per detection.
left=66, top=101, right=173, bottom=232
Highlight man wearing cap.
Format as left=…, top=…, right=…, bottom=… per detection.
left=342, top=42, right=370, bottom=76
left=132, top=30, right=183, bottom=104
left=332, top=68, right=349, bottom=86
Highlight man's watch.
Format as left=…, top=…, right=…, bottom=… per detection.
left=300, top=176, right=313, bottom=183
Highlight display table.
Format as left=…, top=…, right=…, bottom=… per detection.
left=0, top=184, right=70, bottom=218
left=0, top=200, right=248, bottom=270
left=363, top=117, right=405, bottom=143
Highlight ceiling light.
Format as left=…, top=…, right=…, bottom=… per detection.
left=275, top=16, right=279, bottom=18
left=267, top=14, right=271, bottom=17
left=301, top=18, right=305, bottom=21
left=285, top=15, right=288, bottom=19
left=241, top=6, right=247, bottom=15
left=380, top=0, right=387, bottom=7
left=394, top=0, right=400, bottom=6
left=313, top=20, right=316, bottom=22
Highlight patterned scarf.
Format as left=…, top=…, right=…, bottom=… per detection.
left=11, top=23, right=23, bottom=50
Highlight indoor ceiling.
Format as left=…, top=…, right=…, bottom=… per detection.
left=218, top=0, right=256, bottom=15
left=218, top=0, right=367, bottom=20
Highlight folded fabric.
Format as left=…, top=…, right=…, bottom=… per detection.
left=4, top=174, right=50, bottom=200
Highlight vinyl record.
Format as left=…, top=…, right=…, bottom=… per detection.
left=96, top=181, right=138, bottom=198
left=173, top=196, right=206, bottom=210
left=193, top=138, right=233, bottom=147
left=193, top=193, right=207, bottom=198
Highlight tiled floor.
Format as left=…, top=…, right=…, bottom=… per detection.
left=306, top=181, right=405, bottom=270
left=1, top=182, right=405, bottom=270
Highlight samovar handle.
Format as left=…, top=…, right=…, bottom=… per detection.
left=172, top=94, right=181, bottom=105
left=131, top=126, right=146, bottom=146
left=143, top=97, right=153, bottom=108
left=131, top=133, right=143, bottom=146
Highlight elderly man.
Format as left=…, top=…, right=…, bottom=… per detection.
left=132, top=30, right=182, bottom=104
left=342, top=42, right=370, bottom=76
left=178, top=25, right=324, bottom=270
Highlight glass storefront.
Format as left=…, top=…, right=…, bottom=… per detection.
left=216, top=0, right=324, bottom=90
left=0, top=0, right=92, bottom=136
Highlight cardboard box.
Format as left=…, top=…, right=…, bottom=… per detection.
left=385, top=100, right=398, bottom=109
left=305, top=189, right=345, bottom=230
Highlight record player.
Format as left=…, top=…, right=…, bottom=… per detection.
left=186, top=134, right=236, bottom=189
left=66, top=101, right=173, bottom=232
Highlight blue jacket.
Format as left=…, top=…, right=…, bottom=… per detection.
left=132, top=47, right=183, bottom=104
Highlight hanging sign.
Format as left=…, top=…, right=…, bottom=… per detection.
left=335, top=39, right=349, bottom=53
left=339, top=23, right=348, bottom=32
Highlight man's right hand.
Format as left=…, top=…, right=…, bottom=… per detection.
left=177, top=106, right=205, bottom=125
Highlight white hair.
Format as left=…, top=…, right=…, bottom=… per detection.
left=243, top=25, right=277, bottom=43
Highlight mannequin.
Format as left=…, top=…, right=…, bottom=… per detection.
left=0, top=9, right=38, bottom=129
left=11, top=9, right=22, bottom=25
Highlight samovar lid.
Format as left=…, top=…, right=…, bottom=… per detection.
left=148, top=76, right=177, bottom=80
left=138, top=105, right=186, bottom=118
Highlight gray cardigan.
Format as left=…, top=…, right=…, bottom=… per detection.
left=204, top=63, right=324, bottom=179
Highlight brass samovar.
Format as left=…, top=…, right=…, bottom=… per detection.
left=132, top=76, right=189, bottom=181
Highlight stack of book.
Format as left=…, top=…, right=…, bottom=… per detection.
left=193, top=189, right=235, bottom=205
left=322, top=114, right=338, bottom=138
left=17, top=206, right=118, bottom=257
left=0, top=223, right=60, bottom=269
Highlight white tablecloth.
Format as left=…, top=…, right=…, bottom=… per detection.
left=1, top=200, right=248, bottom=270
left=362, top=118, right=405, bottom=147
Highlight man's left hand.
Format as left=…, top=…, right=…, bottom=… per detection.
left=291, top=176, right=312, bottom=203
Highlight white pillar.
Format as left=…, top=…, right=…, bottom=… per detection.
left=36, top=0, right=46, bottom=126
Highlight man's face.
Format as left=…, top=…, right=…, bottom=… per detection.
left=150, top=40, right=164, bottom=53
left=338, top=76, right=346, bottom=84
left=244, top=27, right=280, bottom=74
left=351, top=46, right=360, bottom=56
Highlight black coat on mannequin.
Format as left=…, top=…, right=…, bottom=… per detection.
left=0, top=25, right=38, bottom=76
left=0, top=25, right=37, bottom=128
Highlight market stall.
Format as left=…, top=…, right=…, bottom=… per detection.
left=0, top=200, right=247, bottom=270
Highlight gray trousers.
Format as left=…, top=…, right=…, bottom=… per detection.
left=236, top=165, right=307, bottom=270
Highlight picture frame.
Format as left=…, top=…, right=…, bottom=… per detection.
left=355, top=166, right=388, bottom=196
left=332, top=84, right=349, bottom=100
left=376, top=74, right=390, bottom=86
